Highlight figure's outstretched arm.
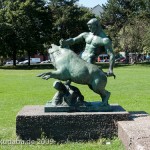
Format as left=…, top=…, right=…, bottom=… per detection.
left=59, top=32, right=86, bottom=48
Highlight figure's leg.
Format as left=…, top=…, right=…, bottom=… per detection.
left=87, top=56, right=96, bottom=64
left=51, top=91, right=63, bottom=106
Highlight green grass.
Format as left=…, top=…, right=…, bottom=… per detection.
left=0, top=64, right=150, bottom=149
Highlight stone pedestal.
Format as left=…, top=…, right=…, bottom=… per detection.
left=16, top=105, right=129, bottom=142
left=118, top=112, right=150, bottom=150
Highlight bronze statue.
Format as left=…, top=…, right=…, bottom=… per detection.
left=37, top=18, right=115, bottom=110
left=59, top=18, right=115, bottom=77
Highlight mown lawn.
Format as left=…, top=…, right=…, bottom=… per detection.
left=0, top=64, right=150, bottom=150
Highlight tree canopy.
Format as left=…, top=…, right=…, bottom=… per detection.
left=101, top=0, right=150, bottom=53
left=0, top=0, right=150, bottom=65
left=0, top=0, right=94, bottom=65
left=0, top=0, right=52, bottom=65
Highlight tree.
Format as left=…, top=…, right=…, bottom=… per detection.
left=118, top=18, right=149, bottom=53
left=48, top=0, right=95, bottom=52
left=101, top=0, right=150, bottom=53
left=0, top=0, right=52, bottom=66
left=0, top=1, right=22, bottom=66
left=143, top=27, right=150, bottom=53
left=0, top=0, right=103, bottom=65
left=16, top=0, right=52, bottom=65
left=0, top=23, right=14, bottom=65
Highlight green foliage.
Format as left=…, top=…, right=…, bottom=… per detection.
left=118, top=18, right=149, bottom=52
left=48, top=0, right=79, bottom=6
left=101, top=0, right=150, bottom=52
left=0, top=0, right=22, bottom=65
left=0, top=0, right=95, bottom=64
left=0, top=0, right=52, bottom=65
left=48, top=0, right=95, bottom=52
left=15, top=0, right=52, bottom=65
left=0, top=23, right=15, bottom=57
left=143, top=27, right=150, bottom=53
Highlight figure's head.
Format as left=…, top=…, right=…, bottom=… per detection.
left=87, top=18, right=101, bottom=33
left=53, top=81, right=66, bottom=92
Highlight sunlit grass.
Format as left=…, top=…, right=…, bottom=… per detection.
left=0, top=64, right=150, bottom=149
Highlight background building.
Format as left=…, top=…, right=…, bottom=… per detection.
left=91, top=5, right=103, bottom=17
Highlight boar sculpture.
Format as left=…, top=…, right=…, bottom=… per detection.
left=37, top=44, right=110, bottom=106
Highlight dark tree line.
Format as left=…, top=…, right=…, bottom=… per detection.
left=0, top=0, right=94, bottom=66
left=100, top=0, right=150, bottom=54
left=0, top=0, right=53, bottom=65
left=0, top=0, right=149, bottom=66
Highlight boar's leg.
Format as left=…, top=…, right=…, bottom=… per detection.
left=42, top=70, right=67, bottom=81
left=100, top=90, right=111, bottom=106
left=36, top=72, right=48, bottom=77
left=89, top=77, right=110, bottom=106
left=88, top=84, right=110, bottom=106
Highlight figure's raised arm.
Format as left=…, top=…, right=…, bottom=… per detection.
left=103, top=38, right=115, bottom=77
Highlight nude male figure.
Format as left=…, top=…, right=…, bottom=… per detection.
left=60, top=18, right=115, bottom=76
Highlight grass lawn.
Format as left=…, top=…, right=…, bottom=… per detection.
left=0, top=64, right=150, bottom=149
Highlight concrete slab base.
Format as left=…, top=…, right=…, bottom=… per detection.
left=118, top=112, right=150, bottom=150
left=16, top=105, right=129, bottom=142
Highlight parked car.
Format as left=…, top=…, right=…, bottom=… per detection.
left=97, top=54, right=109, bottom=62
left=40, top=60, right=51, bottom=64
left=115, top=57, right=126, bottom=63
left=19, top=58, right=41, bottom=64
left=120, top=57, right=126, bottom=63
left=5, top=60, right=18, bottom=65
left=19, top=60, right=28, bottom=64
left=146, top=54, right=150, bottom=61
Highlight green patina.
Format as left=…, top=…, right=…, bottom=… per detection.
left=37, top=18, right=115, bottom=111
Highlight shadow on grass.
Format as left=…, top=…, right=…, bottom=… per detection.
left=135, top=61, right=150, bottom=67
left=96, top=62, right=130, bottom=69
left=0, top=63, right=54, bottom=70
left=97, top=62, right=150, bottom=69
left=129, top=111, right=149, bottom=120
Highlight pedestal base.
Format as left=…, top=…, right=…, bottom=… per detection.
left=16, top=105, right=129, bottom=142
left=118, top=112, right=150, bottom=150
left=45, top=101, right=112, bottom=112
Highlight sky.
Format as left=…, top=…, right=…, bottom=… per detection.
left=77, top=0, right=108, bottom=8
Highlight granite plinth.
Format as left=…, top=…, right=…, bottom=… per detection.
left=118, top=112, right=150, bottom=150
left=16, top=105, right=129, bottom=142
left=45, top=101, right=112, bottom=112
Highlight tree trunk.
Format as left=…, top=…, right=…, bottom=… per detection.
left=27, top=50, right=30, bottom=66
left=13, top=49, right=16, bottom=66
